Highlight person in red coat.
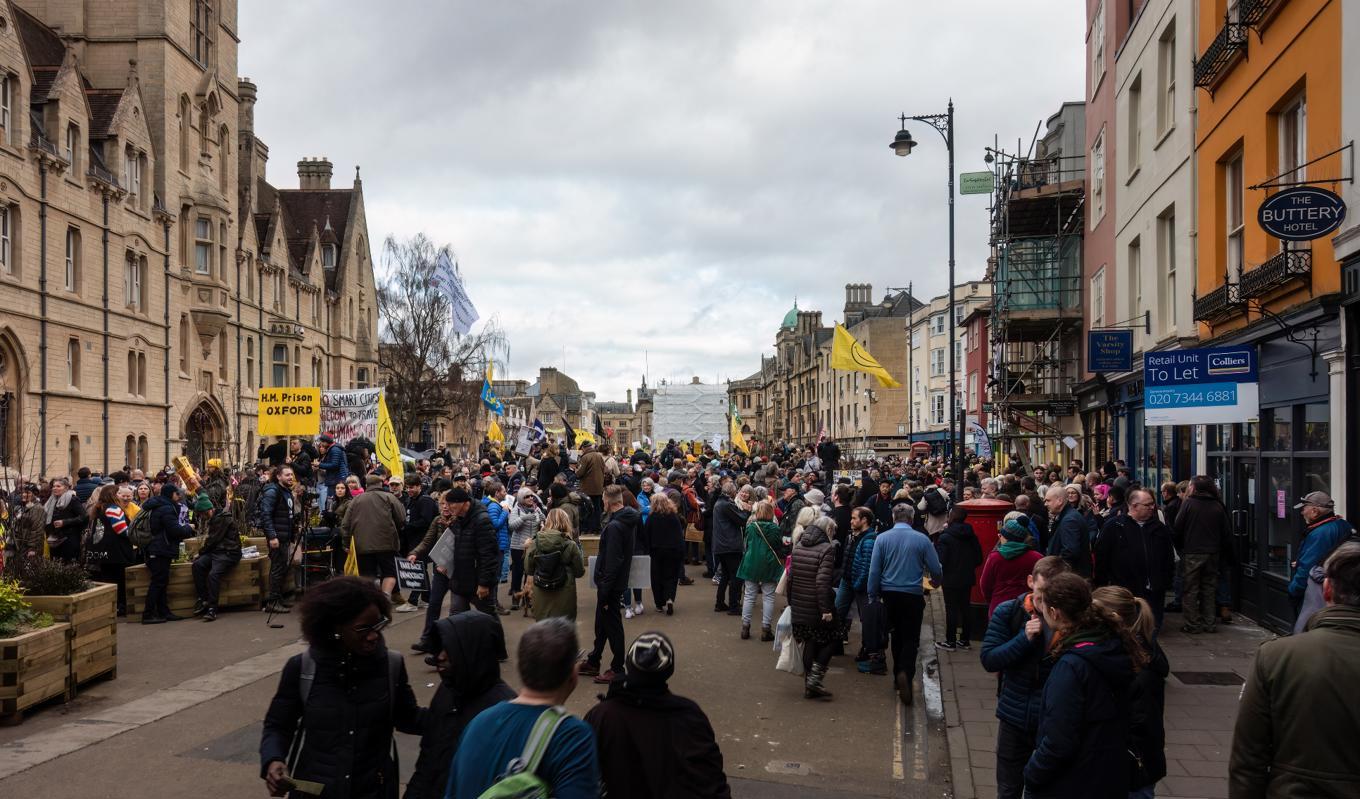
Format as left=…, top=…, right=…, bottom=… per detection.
left=980, top=516, right=1044, bottom=617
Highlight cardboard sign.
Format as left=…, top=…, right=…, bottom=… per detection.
left=587, top=555, right=652, bottom=590
left=258, top=388, right=321, bottom=436
left=395, top=558, right=430, bottom=593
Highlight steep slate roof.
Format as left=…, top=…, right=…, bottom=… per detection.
left=30, top=66, right=58, bottom=99
left=14, top=7, right=64, bottom=68
left=277, top=189, right=352, bottom=288
left=85, top=89, right=122, bottom=138
left=595, top=402, right=632, bottom=414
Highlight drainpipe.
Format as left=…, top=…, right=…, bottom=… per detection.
left=163, top=219, right=171, bottom=467
left=37, top=160, right=47, bottom=477
left=101, top=192, right=110, bottom=473
left=235, top=252, right=242, bottom=463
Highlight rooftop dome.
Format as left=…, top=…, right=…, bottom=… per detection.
left=780, top=301, right=799, bottom=329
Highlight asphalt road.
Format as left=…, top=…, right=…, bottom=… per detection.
left=0, top=563, right=948, bottom=797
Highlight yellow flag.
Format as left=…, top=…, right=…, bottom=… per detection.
left=487, top=417, right=505, bottom=443
left=574, top=427, right=596, bottom=445
left=730, top=415, right=750, bottom=456
left=830, top=323, right=902, bottom=388
left=343, top=543, right=360, bottom=576
left=375, top=391, right=404, bottom=480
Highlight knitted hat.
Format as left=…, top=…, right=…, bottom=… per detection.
left=624, top=631, right=675, bottom=686
left=192, top=493, right=215, bottom=512
left=1001, top=517, right=1029, bottom=541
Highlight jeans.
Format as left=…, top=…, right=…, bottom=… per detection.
left=881, top=591, right=925, bottom=682
left=420, top=568, right=451, bottom=642
left=1181, top=552, right=1219, bottom=628
left=267, top=536, right=291, bottom=602
left=510, top=548, right=526, bottom=598
left=835, top=582, right=854, bottom=620
left=742, top=580, right=778, bottom=627
left=650, top=549, right=682, bottom=608
left=715, top=553, right=742, bottom=608
left=942, top=586, right=973, bottom=643
left=994, top=719, right=1035, bottom=799
left=316, top=483, right=330, bottom=516
left=192, top=552, right=240, bottom=609
left=589, top=588, right=626, bottom=671
left=143, top=554, right=171, bottom=619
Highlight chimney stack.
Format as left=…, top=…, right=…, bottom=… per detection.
left=297, top=157, right=333, bottom=190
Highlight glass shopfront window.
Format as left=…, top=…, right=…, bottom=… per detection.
left=1264, top=457, right=1292, bottom=578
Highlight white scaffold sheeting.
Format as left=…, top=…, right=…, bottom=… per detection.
left=651, top=382, right=729, bottom=446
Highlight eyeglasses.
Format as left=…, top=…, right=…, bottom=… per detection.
left=353, top=616, right=390, bottom=636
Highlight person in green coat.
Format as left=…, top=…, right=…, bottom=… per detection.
left=523, top=508, right=586, bottom=622
left=737, top=500, right=788, bottom=641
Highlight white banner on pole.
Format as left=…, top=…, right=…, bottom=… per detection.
left=429, top=251, right=480, bottom=335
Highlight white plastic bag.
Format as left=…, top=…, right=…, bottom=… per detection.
left=775, top=633, right=804, bottom=676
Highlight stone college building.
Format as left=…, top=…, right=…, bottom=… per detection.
left=0, top=0, right=379, bottom=481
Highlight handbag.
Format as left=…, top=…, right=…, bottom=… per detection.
left=775, top=566, right=790, bottom=597
left=683, top=524, right=704, bottom=544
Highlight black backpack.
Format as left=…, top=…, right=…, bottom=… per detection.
left=924, top=487, right=950, bottom=517
left=532, top=544, right=567, bottom=591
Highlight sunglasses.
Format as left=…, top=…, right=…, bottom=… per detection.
left=353, top=616, right=390, bottom=636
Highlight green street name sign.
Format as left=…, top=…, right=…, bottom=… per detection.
left=959, top=171, right=993, bottom=195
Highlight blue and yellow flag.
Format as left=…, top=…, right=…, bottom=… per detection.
left=481, top=365, right=505, bottom=415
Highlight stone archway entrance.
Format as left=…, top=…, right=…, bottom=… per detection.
left=183, top=398, right=228, bottom=467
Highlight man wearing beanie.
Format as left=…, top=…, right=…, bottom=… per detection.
left=191, top=494, right=242, bottom=622
left=584, top=632, right=731, bottom=798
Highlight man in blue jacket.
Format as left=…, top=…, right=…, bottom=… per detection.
left=1044, top=485, right=1091, bottom=578
left=141, top=483, right=198, bottom=624
left=314, top=434, right=349, bottom=511
left=979, top=555, right=1071, bottom=799
left=481, top=478, right=511, bottom=614
left=1289, top=492, right=1354, bottom=613
left=868, top=503, right=943, bottom=706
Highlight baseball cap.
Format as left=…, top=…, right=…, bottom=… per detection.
left=1294, top=491, right=1334, bottom=510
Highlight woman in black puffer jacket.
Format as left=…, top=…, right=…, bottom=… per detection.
left=787, top=515, right=843, bottom=700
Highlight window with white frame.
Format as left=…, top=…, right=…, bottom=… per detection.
left=272, top=344, right=288, bottom=387
left=930, top=314, right=946, bottom=335
left=1158, top=207, right=1176, bottom=333
left=968, top=372, right=978, bottom=413
left=322, top=244, right=336, bottom=269
left=0, top=206, right=10, bottom=275
left=954, top=340, right=963, bottom=367
left=1091, top=267, right=1106, bottom=328
left=930, top=347, right=946, bottom=376
left=930, top=392, right=946, bottom=425
left=1225, top=152, right=1244, bottom=280
left=1091, top=129, right=1106, bottom=226
left=1279, top=92, right=1307, bottom=186
left=1127, top=74, right=1142, bottom=175
left=0, top=75, right=10, bottom=146
left=1090, top=0, right=1106, bottom=97
left=195, top=218, right=212, bottom=275
left=65, top=123, right=79, bottom=171
left=1157, top=22, right=1176, bottom=136
left=64, top=227, right=79, bottom=292
left=953, top=303, right=965, bottom=327
left=124, top=147, right=140, bottom=204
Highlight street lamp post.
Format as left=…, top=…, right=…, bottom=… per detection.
left=890, top=100, right=961, bottom=497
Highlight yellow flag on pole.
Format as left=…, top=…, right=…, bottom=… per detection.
left=730, top=405, right=750, bottom=456
left=487, top=416, right=505, bottom=443
left=375, top=391, right=404, bottom=480
left=829, top=323, right=902, bottom=388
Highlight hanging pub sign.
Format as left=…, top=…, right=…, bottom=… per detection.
left=1087, top=329, right=1133, bottom=372
left=1258, top=187, right=1347, bottom=241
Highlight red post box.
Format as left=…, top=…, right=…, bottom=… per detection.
left=956, top=497, right=1016, bottom=608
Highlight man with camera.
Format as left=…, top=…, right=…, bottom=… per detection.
left=258, top=466, right=299, bottom=614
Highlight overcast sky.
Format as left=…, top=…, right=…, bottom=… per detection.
left=240, top=1, right=1084, bottom=403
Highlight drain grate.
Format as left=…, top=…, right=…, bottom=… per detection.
left=1173, top=670, right=1244, bottom=686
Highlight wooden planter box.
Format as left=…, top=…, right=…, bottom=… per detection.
left=184, top=536, right=268, bottom=559
left=580, top=535, right=600, bottom=559
left=24, top=583, right=118, bottom=688
left=0, top=623, right=71, bottom=723
left=125, top=556, right=269, bottom=615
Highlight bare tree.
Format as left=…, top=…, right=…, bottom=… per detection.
left=376, top=234, right=507, bottom=446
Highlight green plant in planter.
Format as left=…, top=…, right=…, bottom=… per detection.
left=3, top=557, right=93, bottom=596
left=0, top=579, right=53, bottom=637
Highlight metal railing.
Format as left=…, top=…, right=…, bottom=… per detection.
left=1193, top=17, right=1249, bottom=89
left=1239, top=0, right=1281, bottom=27
left=87, top=164, right=120, bottom=188
left=1239, top=249, right=1311, bottom=300
left=1193, top=282, right=1240, bottom=323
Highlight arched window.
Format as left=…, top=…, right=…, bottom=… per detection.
left=124, top=435, right=135, bottom=469
left=127, top=350, right=137, bottom=394
left=179, top=96, right=191, bottom=167
left=66, top=338, right=81, bottom=388
left=272, top=344, right=288, bottom=387
left=217, top=125, right=230, bottom=194
left=217, top=330, right=228, bottom=381
left=137, top=352, right=147, bottom=396
left=137, top=435, right=148, bottom=469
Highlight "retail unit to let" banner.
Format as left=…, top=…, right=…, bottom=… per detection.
left=1144, top=347, right=1258, bottom=426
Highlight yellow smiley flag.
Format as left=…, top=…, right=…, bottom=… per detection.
left=487, top=417, right=505, bottom=443
left=375, top=390, right=404, bottom=480
left=830, top=323, right=902, bottom=388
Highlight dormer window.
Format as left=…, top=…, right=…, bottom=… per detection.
left=124, top=146, right=143, bottom=205
left=65, top=123, right=79, bottom=171
left=322, top=244, right=336, bottom=269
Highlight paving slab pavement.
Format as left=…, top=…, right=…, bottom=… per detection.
left=933, top=595, right=1271, bottom=799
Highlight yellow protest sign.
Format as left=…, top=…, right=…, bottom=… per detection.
left=375, top=391, right=404, bottom=480
left=258, top=388, right=321, bottom=436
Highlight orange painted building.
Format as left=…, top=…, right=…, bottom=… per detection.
left=1191, top=0, right=1344, bottom=630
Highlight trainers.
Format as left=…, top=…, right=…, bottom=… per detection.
left=578, top=658, right=601, bottom=677
left=624, top=606, right=635, bottom=620
left=955, top=641, right=972, bottom=651
left=665, top=600, right=674, bottom=616
left=394, top=602, right=419, bottom=613
left=858, top=658, right=887, bottom=675
left=678, top=576, right=694, bottom=586
left=935, top=640, right=956, bottom=651
left=202, top=608, right=217, bottom=622
left=593, top=669, right=617, bottom=685
left=263, top=601, right=290, bottom=614
left=633, top=603, right=644, bottom=616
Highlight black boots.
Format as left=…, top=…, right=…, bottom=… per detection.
left=804, top=663, right=833, bottom=700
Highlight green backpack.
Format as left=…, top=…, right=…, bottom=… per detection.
left=127, top=508, right=155, bottom=551
left=478, top=705, right=570, bottom=799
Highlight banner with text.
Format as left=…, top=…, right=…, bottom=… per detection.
left=321, top=388, right=383, bottom=441
left=258, top=388, right=321, bottom=437
left=1144, top=347, right=1258, bottom=426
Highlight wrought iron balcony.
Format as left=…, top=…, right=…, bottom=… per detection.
left=1239, top=249, right=1311, bottom=300
left=1193, top=19, right=1249, bottom=90
left=1194, top=282, right=1241, bottom=323
left=1238, top=0, right=1281, bottom=28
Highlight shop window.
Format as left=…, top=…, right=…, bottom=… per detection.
left=1265, top=408, right=1293, bottom=452
left=1302, top=403, right=1328, bottom=450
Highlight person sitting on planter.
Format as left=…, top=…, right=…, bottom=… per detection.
left=11, top=483, right=47, bottom=562
left=192, top=493, right=243, bottom=622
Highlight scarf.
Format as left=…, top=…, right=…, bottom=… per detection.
left=44, top=489, right=75, bottom=524
left=997, top=540, right=1033, bottom=560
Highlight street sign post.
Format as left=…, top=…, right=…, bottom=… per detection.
left=958, top=171, right=993, bottom=195
left=1144, top=347, right=1258, bottom=425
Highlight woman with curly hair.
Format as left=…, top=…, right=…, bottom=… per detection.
left=260, top=577, right=422, bottom=799
left=1024, top=572, right=1146, bottom=798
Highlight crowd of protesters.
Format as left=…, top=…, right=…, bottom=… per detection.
left=6, top=431, right=1359, bottom=798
